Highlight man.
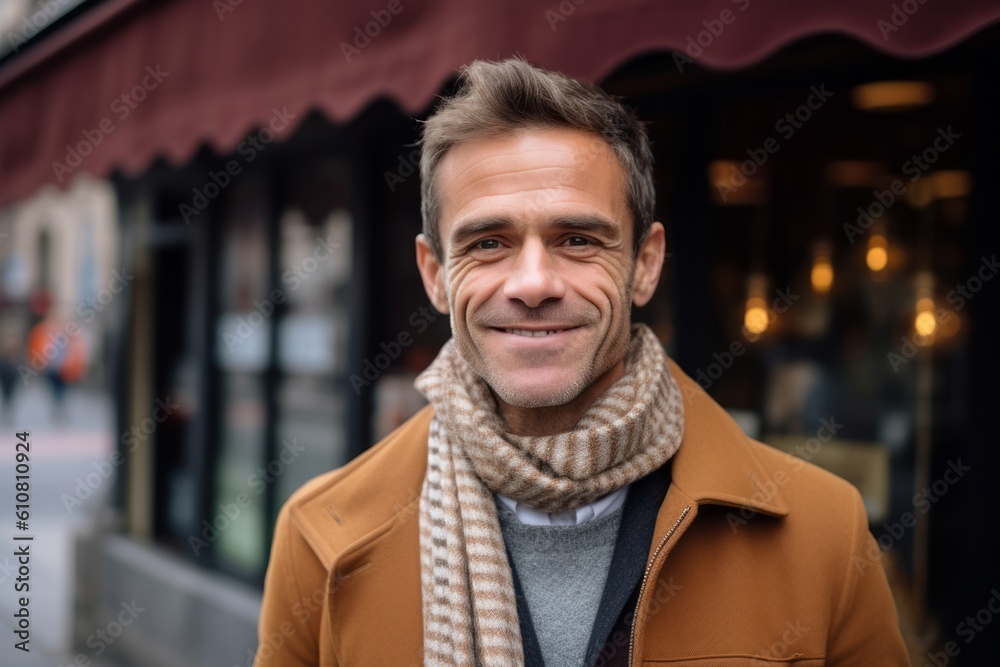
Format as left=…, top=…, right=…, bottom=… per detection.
left=255, top=58, right=909, bottom=666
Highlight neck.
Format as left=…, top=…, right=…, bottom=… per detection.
left=495, top=360, right=625, bottom=436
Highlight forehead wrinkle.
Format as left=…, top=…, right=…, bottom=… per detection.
left=460, top=152, right=603, bottom=182
left=452, top=143, right=579, bottom=172
left=441, top=140, right=603, bottom=192
left=444, top=171, right=610, bottom=226
left=439, top=127, right=618, bottom=183
left=449, top=190, right=619, bottom=232
left=449, top=164, right=579, bottom=202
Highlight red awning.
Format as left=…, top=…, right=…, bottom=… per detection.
left=1, top=0, right=997, bottom=206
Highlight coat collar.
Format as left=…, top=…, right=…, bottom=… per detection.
left=665, top=357, right=789, bottom=518
left=287, top=413, right=429, bottom=571
left=288, top=353, right=788, bottom=570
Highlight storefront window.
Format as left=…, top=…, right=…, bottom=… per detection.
left=205, top=163, right=355, bottom=579
left=212, top=177, right=271, bottom=576
left=274, top=205, right=353, bottom=509
left=214, top=372, right=267, bottom=573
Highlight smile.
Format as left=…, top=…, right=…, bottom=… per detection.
left=504, top=328, right=566, bottom=337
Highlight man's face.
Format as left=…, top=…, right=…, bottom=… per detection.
left=417, top=127, right=664, bottom=409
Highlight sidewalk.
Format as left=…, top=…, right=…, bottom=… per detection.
left=0, top=383, right=117, bottom=666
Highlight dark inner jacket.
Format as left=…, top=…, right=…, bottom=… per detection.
left=509, top=463, right=671, bottom=667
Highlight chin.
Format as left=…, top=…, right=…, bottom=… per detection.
left=486, top=368, right=589, bottom=408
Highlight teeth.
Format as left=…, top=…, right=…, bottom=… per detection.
left=504, top=328, right=565, bottom=337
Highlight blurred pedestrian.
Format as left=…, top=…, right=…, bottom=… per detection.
left=0, top=329, right=20, bottom=423
left=26, top=312, right=87, bottom=423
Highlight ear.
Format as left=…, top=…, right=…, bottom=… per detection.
left=632, top=221, right=666, bottom=307
left=416, top=234, right=450, bottom=314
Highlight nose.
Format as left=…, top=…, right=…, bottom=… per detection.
left=502, top=239, right=567, bottom=308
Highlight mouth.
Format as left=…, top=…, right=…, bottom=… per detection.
left=502, top=328, right=568, bottom=338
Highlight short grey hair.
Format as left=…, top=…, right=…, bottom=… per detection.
left=419, top=57, right=655, bottom=260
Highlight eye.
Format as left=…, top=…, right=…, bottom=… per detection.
left=565, top=236, right=591, bottom=246
left=474, top=238, right=501, bottom=250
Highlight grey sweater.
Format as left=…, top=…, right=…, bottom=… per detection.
left=497, top=502, right=624, bottom=667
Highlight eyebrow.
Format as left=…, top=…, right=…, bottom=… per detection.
left=449, top=214, right=623, bottom=249
left=450, top=218, right=513, bottom=249
left=548, top=215, right=622, bottom=241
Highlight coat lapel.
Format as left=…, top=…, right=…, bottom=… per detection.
left=288, top=408, right=432, bottom=666
left=663, top=357, right=789, bottom=520
left=626, top=360, right=792, bottom=664
left=643, top=358, right=790, bottom=568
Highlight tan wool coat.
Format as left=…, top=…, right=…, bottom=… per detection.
left=255, top=359, right=909, bottom=666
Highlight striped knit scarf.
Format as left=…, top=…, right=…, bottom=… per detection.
left=414, top=323, right=685, bottom=666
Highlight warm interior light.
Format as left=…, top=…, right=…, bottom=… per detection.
left=744, top=300, right=769, bottom=335
left=915, top=311, right=937, bottom=337
left=932, top=170, right=972, bottom=199
left=866, top=246, right=888, bottom=272
left=914, top=273, right=936, bottom=346
left=866, top=232, right=889, bottom=272
left=707, top=160, right=769, bottom=206
left=811, top=261, right=834, bottom=293
left=851, top=81, right=935, bottom=112
left=809, top=240, right=834, bottom=296
left=744, top=274, right=770, bottom=335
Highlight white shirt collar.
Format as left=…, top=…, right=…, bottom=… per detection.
left=496, top=486, right=629, bottom=526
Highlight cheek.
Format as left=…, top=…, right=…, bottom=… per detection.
left=570, top=259, right=631, bottom=313
left=447, top=262, right=503, bottom=317
left=446, top=256, right=632, bottom=321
